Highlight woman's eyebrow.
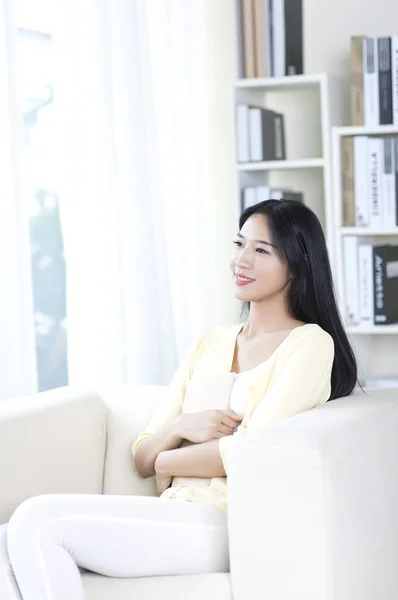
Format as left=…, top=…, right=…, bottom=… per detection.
left=236, top=232, right=275, bottom=248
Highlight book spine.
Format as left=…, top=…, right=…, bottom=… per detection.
left=341, top=136, right=355, bottom=226
left=343, top=236, right=360, bottom=326
left=236, top=104, right=249, bottom=162
left=271, top=0, right=285, bottom=77
left=268, top=0, right=274, bottom=76
left=253, top=0, right=266, bottom=77
left=368, top=137, right=383, bottom=229
left=382, top=137, right=396, bottom=227
left=364, top=37, right=380, bottom=126
left=242, top=0, right=256, bottom=78
left=378, top=37, right=393, bottom=125
left=385, top=245, right=398, bottom=324
left=256, top=186, right=271, bottom=203
left=236, top=0, right=245, bottom=78
left=358, top=244, right=374, bottom=324
left=243, top=187, right=256, bottom=209
left=373, top=245, right=387, bottom=324
left=264, top=0, right=272, bottom=76
left=395, top=137, right=398, bottom=226
left=273, top=112, right=285, bottom=159
left=354, top=136, right=369, bottom=226
left=350, top=36, right=366, bottom=126
left=284, top=0, right=303, bottom=75
left=260, top=109, right=275, bottom=160
left=392, top=37, right=398, bottom=125
left=249, top=108, right=262, bottom=161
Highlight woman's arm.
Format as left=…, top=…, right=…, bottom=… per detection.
left=133, top=418, right=184, bottom=479
left=155, top=439, right=225, bottom=479
left=135, top=410, right=241, bottom=479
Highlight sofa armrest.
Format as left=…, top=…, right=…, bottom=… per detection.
left=101, top=385, right=166, bottom=498
left=227, top=389, right=398, bottom=600
left=0, top=387, right=106, bottom=524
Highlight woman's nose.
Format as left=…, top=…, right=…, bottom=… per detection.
left=235, top=247, right=253, bottom=268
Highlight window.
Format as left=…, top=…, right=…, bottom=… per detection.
left=16, top=1, right=68, bottom=391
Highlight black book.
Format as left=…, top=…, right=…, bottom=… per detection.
left=378, top=37, right=393, bottom=125
left=284, top=0, right=303, bottom=75
left=373, top=244, right=398, bottom=325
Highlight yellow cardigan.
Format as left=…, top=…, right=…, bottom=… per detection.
left=132, top=323, right=334, bottom=512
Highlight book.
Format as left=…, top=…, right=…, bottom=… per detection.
left=242, top=0, right=256, bottom=78
left=242, top=187, right=256, bottom=209
left=271, top=0, right=285, bottom=77
left=236, top=0, right=245, bottom=78
left=367, top=137, right=383, bottom=229
left=253, top=0, right=272, bottom=77
left=350, top=36, right=366, bottom=126
left=363, top=37, right=380, bottom=126
left=236, top=104, right=250, bottom=162
left=256, top=185, right=271, bottom=203
left=354, top=136, right=369, bottom=227
left=382, top=137, right=396, bottom=228
left=392, top=37, right=398, bottom=125
left=341, top=136, right=355, bottom=226
left=378, top=37, right=393, bottom=125
left=343, top=236, right=360, bottom=326
left=358, top=244, right=374, bottom=324
left=284, top=0, right=303, bottom=76
left=395, top=137, right=398, bottom=226
left=248, top=107, right=285, bottom=161
left=373, top=244, right=398, bottom=324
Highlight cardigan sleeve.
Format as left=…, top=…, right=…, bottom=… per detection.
left=218, top=327, right=335, bottom=472
left=131, top=330, right=210, bottom=459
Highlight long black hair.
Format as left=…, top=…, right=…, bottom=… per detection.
left=240, top=199, right=357, bottom=400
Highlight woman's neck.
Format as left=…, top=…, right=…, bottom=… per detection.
left=242, top=297, right=300, bottom=338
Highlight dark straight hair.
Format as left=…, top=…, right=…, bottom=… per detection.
left=240, top=199, right=358, bottom=400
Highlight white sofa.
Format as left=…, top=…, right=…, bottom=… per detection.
left=1, top=384, right=398, bottom=600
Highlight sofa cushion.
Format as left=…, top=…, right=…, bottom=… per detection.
left=83, top=571, right=231, bottom=600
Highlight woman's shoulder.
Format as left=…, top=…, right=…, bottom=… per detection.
left=289, top=323, right=334, bottom=353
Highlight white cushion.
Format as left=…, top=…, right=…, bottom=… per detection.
left=83, top=571, right=231, bottom=600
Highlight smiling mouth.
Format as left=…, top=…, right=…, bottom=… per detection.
left=235, top=274, right=255, bottom=286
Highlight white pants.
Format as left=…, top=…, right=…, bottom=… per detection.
left=4, top=494, right=229, bottom=600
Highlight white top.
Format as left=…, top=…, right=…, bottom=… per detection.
left=229, top=367, right=258, bottom=416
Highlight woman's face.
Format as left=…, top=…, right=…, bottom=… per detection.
left=231, top=213, right=291, bottom=303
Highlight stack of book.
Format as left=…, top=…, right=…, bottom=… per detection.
left=341, top=135, right=398, bottom=227
left=350, top=36, right=398, bottom=126
left=242, top=186, right=303, bottom=209
left=343, top=238, right=398, bottom=326
left=237, top=105, right=286, bottom=162
left=236, top=0, right=303, bottom=78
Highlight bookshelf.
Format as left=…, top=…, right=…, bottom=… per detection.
left=332, top=125, right=398, bottom=384
left=234, top=73, right=346, bottom=267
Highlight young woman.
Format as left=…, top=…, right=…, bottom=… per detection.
left=5, top=200, right=357, bottom=600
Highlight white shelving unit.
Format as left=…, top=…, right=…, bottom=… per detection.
left=234, top=73, right=346, bottom=268
left=332, top=125, right=398, bottom=383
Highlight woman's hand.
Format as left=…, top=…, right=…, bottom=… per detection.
left=175, top=410, right=243, bottom=444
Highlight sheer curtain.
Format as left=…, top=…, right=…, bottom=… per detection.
left=0, top=0, right=37, bottom=400
left=54, top=0, right=238, bottom=389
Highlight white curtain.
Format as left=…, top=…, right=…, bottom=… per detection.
left=54, top=0, right=238, bottom=389
left=0, top=0, right=37, bottom=400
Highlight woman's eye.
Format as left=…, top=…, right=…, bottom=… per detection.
left=256, top=248, right=269, bottom=255
left=233, top=240, right=243, bottom=247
